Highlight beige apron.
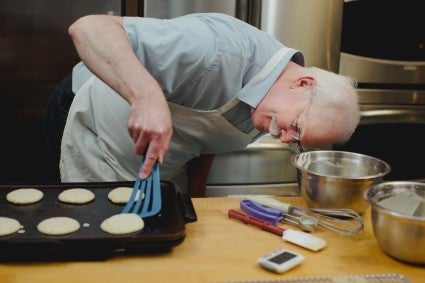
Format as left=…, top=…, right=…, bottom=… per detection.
left=60, top=47, right=292, bottom=191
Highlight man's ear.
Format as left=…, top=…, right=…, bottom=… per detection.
left=290, top=76, right=315, bottom=89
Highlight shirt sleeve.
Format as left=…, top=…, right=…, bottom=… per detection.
left=123, top=13, right=286, bottom=109
left=123, top=15, right=219, bottom=98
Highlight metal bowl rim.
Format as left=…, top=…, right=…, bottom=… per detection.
left=364, top=181, right=425, bottom=220
left=291, top=150, right=391, bottom=179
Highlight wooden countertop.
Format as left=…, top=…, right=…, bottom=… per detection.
left=0, top=197, right=424, bottom=283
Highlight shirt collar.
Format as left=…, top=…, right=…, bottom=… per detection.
left=237, top=49, right=304, bottom=108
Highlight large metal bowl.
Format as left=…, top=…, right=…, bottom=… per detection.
left=291, top=150, right=391, bottom=214
left=364, top=181, right=425, bottom=265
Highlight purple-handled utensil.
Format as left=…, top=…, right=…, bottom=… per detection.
left=240, top=199, right=284, bottom=225
left=240, top=199, right=317, bottom=232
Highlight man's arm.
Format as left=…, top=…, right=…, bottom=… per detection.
left=68, top=15, right=172, bottom=178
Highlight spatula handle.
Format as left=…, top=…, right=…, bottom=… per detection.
left=247, top=196, right=292, bottom=212
left=228, top=209, right=284, bottom=236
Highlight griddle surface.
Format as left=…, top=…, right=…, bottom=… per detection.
left=0, top=182, right=196, bottom=261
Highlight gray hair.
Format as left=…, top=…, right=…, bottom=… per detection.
left=303, top=66, right=360, bottom=146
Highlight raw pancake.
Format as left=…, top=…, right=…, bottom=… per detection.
left=37, top=217, right=80, bottom=236
left=100, top=213, right=144, bottom=235
left=58, top=188, right=95, bottom=204
left=0, top=217, right=22, bottom=236
left=6, top=188, right=44, bottom=204
left=108, top=187, right=144, bottom=204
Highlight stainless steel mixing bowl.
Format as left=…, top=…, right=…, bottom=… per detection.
left=291, top=150, right=391, bottom=214
left=364, top=181, right=425, bottom=265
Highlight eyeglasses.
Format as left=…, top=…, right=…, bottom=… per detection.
left=289, top=98, right=312, bottom=153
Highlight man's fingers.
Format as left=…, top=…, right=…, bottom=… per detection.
left=139, top=153, right=157, bottom=179
left=133, top=130, right=152, bottom=155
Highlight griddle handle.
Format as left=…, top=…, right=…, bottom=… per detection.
left=177, top=191, right=198, bottom=223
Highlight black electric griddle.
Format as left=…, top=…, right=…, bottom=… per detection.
left=0, top=181, right=197, bottom=261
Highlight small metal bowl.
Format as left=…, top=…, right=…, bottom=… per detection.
left=364, top=181, right=425, bottom=265
left=291, top=150, right=391, bottom=214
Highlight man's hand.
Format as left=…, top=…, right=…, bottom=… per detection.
left=128, top=94, right=172, bottom=179
left=68, top=15, right=173, bottom=179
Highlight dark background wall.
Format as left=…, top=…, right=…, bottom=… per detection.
left=0, top=0, right=136, bottom=184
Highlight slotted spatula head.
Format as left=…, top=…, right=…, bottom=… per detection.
left=121, top=161, right=162, bottom=218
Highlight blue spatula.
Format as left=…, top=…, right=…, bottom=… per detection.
left=122, top=160, right=162, bottom=218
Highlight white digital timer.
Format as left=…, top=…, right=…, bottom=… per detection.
left=257, top=248, right=304, bottom=273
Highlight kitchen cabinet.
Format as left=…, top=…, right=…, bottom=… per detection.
left=0, top=0, right=124, bottom=183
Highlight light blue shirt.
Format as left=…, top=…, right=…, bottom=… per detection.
left=62, top=13, right=307, bottom=184
left=72, top=13, right=304, bottom=133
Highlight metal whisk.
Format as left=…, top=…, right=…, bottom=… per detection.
left=248, top=196, right=365, bottom=236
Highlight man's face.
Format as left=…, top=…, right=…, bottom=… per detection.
left=252, top=89, right=340, bottom=150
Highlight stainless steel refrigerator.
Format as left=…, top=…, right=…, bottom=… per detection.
left=142, top=0, right=344, bottom=196
left=142, top=0, right=343, bottom=72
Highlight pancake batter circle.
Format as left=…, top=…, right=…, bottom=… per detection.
left=100, top=213, right=144, bottom=235
left=6, top=188, right=44, bottom=204
left=58, top=188, right=95, bottom=204
left=108, top=187, right=144, bottom=204
left=0, top=217, right=22, bottom=236
left=37, top=217, right=80, bottom=236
